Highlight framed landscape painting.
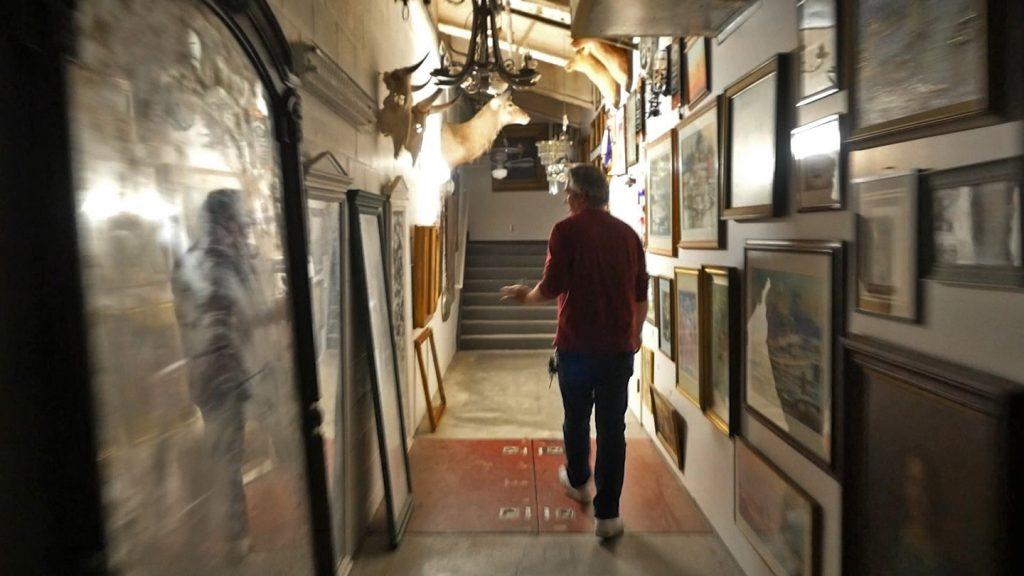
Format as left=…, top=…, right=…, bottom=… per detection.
left=658, top=276, right=675, bottom=360
left=646, top=130, right=678, bottom=256
left=791, top=114, right=845, bottom=212
left=685, top=37, right=711, bottom=107
left=722, top=54, right=789, bottom=220
left=744, top=240, right=844, bottom=475
left=855, top=171, right=919, bottom=321
left=703, top=266, right=740, bottom=436
left=922, top=157, right=1023, bottom=288
left=674, top=267, right=703, bottom=407
left=796, top=0, right=839, bottom=106
left=846, top=0, right=1004, bottom=146
left=677, top=102, right=723, bottom=249
left=736, top=438, right=821, bottom=576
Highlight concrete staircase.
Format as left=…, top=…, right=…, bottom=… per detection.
left=459, top=241, right=556, bottom=350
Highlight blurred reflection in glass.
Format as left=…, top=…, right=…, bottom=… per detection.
left=67, top=0, right=314, bottom=572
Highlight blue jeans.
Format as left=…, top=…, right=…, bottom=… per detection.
left=556, top=350, right=634, bottom=519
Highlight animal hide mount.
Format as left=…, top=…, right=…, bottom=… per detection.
left=378, top=54, right=459, bottom=162
left=565, top=38, right=632, bottom=108
left=440, top=91, right=531, bottom=170
left=571, top=38, right=631, bottom=90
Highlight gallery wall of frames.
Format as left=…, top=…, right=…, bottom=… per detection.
left=605, top=1, right=1024, bottom=575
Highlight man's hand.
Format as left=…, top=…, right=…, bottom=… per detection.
left=500, top=284, right=531, bottom=304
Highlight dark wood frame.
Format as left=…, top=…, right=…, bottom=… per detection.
left=624, top=89, right=639, bottom=168
left=684, top=36, right=711, bottom=108
left=349, top=190, right=415, bottom=548
left=635, top=77, right=647, bottom=140
left=673, top=266, right=704, bottom=408
left=922, top=157, right=1024, bottom=289
left=743, top=239, right=845, bottom=477
left=491, top=123, right=550, bottom=191
left=676, top=99, right=724, bottom=249
left=735, top=437, right=823, bottom=576
left=843, top=0, right=1008, bottom=148
left=414, top=327, right=447, bottom=432
left=854, top=170, right=921, bottom=322
left=657, top=275, right=676, bottom=360
left=668, top=38, right=683, bottom=109
left=796, top=0, right=841, bottom=107
left=841, top=335, right=1024, bottom=576
left=0, top=1, right=335, bottom=572
left=792, top=113, right=847, bottom=212
left=721, top=54, right=790, bottom=221
left=702, top=265, right=741, bottom=436
left=651, top=386, right=687, bottom=471
left=645, top=128, right=679, bottom=256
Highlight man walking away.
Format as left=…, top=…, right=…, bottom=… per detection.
left=501, top=165, right=648, bottom=539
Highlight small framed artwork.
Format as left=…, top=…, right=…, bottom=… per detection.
left=722, top=54, right=789, bottom=220
left=640, top=346, right=654, bottom=418
left=651, top=387, right=687, bottom=471
left=646, top=130, right=679, bottom=256
left=735, top=438, right=821, bottom=576
left=610, top=109, right=626, bottom=176
left=684, top=36, right=711, bottom=108
left=703, top=265, right=740, bottom=436
left=625, top=90, right=639, bottom=168
left=674, top=267, right=703, bottom=407
left=677, top=101, right=723, bottom=249
left=744, top=239, right=844, bottom=475
left=796, top=0, right=839, bottom=106
left=922, top=157, right=1023, bottom=289
left=668, top=38, right=683, bottom=109
left=791, top=114, right=845, bottom=212
left=646, top=275, right=658, bottom=326
left=657, top=275, right=675, bottom=359
left=855, top=171, right=919, bottom=321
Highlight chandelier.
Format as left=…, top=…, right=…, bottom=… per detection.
left=431, top=0, right=540, bottom=94
left=536, top=116, right=573, bottom=195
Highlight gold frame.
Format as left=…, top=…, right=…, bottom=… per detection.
left=673, top=266, right=704, bottom=409
left=700, top=265, right=740, bottom=436
left=414, top=327, right=447, bottom=432
left=645, top=129, right=679, bottom=257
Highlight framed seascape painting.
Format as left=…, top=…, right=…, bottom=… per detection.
left=647, top=275, right=658, bottom=325
left=722, top=54, right=789, bottom=220
left=646, top=130, right=678, bottom=256
left=677, top=102, right=723, bottom=249
left=843, top=336, right=1023, bottom=575
left=736, top=439, right=821, bottom=576
left=847, top=0, right=1005, bottom=146
left=674, top=267, right=703, bottom=407
left=855, top=172, right=919, bottom=321
left=791, top=114, right=845, bottom=212
left=922, top=157, right=1023, bottom=288
left=744, top=240, right=844, bottom=474
left=703, top=266, right=740, bottom=436
left=684, top=37, right=711, bottom=108
left=658, top=276, right=675, bottom=360
left=796, top=0, right=839, bottom=106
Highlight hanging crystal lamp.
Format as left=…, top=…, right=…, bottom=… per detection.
left=537, top=115, right=574, bottom=195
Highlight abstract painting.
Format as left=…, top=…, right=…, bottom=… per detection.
left=744, top=240, right=842, bottom=472
left=677, top=102, right=721, bottom=248
left=646, top=131, right=677, bottom=256
left=658, top=276, right=675, bottom=359
left=791, top=114, right=844, bottom=212
left=855, top=172, right=919, bottom=320
left=674, top=267, right=702, bottom=407
left=797, top=0, right=838, bottom=105
left=685, top=37, right=710, bottom=107
left=736, top=439, right=820, bottom=576
left=704, top=266, right=739, bottom=435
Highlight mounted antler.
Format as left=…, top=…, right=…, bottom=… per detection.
left=406, top=90, right=463, bottom=164
left=378, top=54, right=432, bottom=158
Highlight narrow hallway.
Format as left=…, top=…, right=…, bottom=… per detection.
left=351, top=352, right=745, bottom=576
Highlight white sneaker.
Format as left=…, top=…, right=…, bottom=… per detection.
left=595, top=517, right=624, bottom=539
left=558, top=465, right=592, bottom=503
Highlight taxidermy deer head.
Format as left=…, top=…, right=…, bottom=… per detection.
left=406, top=89, right=462, bottom=164
left=440, top=91, right=531, bottom=170
left=378, top=54, right=432, bottom=158
left=571, top=38, right=631, bottom=91
left=565, top=49, right=620, bottom=108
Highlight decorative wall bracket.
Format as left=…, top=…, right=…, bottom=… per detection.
left=292, top=42, right=377, bottom=133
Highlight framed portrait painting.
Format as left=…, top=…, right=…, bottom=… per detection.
left=922, top=157, right=1023, bottom=289
left=791, top=114, right=845, bottom=212
left=703, top=266, right=740, bottom=436
left=855, top=171, right=919, bottom=321
left=684, top=37, right=711, bottom=107
left=657, top=276, right=675, bottom=359
left=736, top=438, right=821, bottom=576
left=796, top=0, right=839, bottom=106
left=674, top=267, right=703, bottom=407
left=744, top=240, right=844, bottom=475
left=646, top=130, right=678, bottom=256
left=722, top=54, right=789, bottom=220
left=677, top=102, right=723, bottom=249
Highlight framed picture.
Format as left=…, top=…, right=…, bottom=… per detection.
left=349, top=190, right=414, bottom=547
left=646, top=130, right=679, bottom=256
left=625, top=91, right=639, bottom=168
left=651, top=387, right=687, bottom=471
left=646, top=275, right=658, bottom=325
left=791, top=114, right=845, bottom=212
left=657, top=276, right=675, bottom=359
left=640, top=346, right=655, bottom=418
left=677, top=101, right=723, bottom=249
left=684, top=37, right=711, bottom=107
left=635, top=78, right=647, bottom=139
left=796, top=0, right=840, bottom=106
left=744, top=240, right=844, bottom=475
left=855, top=171, right=919, bottom=321
left=722, top=54, right=789, bottom=220
left=611, top=108, right=626, bottom=176
left=846, top=0, right=1005, bottom=147
left=922, top=157, right=1023, bottom=288
left=703, top=265, right=740, bottom=436
left=491, top=123, right=549, bottom=191
left=668, top=38, right=683, bottom=108
left=736, top=438, right=821, bottom=576
left=674, top=267, right=703, bottom=407
left=843, top=335, right=1023, bottom=575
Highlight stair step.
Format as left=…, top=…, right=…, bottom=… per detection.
left=464, top=279, right=542, bottom=293
left=466, top=254, right=547, bottom=268
left=459, top=334, right=554, bottom=350
left=461, top=319, right=557, bottom=335
left=467, top=242, right=548, bottom=256
left=463, top=292, right=522, bottom=306
left=462, top=305, right=557, bottom=321
left=464, top=266, right=544, bottom=280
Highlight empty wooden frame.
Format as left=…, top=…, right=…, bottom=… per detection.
left=414, top=327, right=447, bottom=432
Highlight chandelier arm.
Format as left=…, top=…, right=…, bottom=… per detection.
left=431, top=0, right=485, bottom=86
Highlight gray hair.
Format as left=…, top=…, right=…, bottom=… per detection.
left=568, top=164, right=609, bottom=208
